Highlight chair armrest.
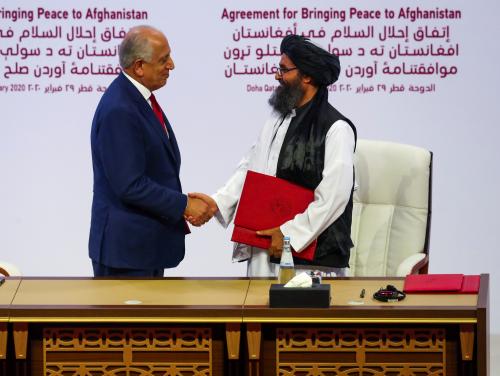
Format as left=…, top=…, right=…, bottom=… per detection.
left=396, top=253, right=427, bottom=277
left=0, top=261, right=21, bottom=276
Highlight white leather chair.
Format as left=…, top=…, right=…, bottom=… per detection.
left=349, top=139, right=432, bottom=276
left=0, top=261, right=21, bottom=276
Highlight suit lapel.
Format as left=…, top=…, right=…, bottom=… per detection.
left=142, top=105, right=178, bottom=165
left=164, top=117, right=181, bottom=169
left=118, top=74, right=180, bottom=168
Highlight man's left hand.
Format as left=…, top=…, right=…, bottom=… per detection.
left=256, top=227, right=284, bottom=258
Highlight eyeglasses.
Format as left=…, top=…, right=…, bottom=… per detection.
left=276, top=66, right=298, bottom=76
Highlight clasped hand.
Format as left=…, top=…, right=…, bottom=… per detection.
left=184, top=192, right=218, bottom=226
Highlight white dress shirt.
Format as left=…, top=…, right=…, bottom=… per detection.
left=123, top=71, right=152, bottom=106
left=123, top=72, right=169, bottom=137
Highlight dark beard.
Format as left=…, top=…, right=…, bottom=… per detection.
left=268, top=79, right=304, bottom=116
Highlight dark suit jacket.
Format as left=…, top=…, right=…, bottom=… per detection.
left=89, top=73, right=187, bottom=269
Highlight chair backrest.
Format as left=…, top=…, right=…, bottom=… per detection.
left=349, top=139, right=432, bottom=276
left=0, top=261, right=22, bottom=276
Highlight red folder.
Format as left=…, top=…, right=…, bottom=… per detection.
left=403, top=274, right=480, bottom=294
left=404, top=274, right=464, bottom=292
left=231, top=170, right=316, bottom=261
left=459, top=275, right=481, bottom=293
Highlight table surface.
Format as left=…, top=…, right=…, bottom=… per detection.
left=1, top=277, right=483, bottom=323
left=0, top=279, right=21, bottom=321
left=11, top=279, right=250, bottom=306
left=245, top=279, right=478, bottom=307
left=243, top=278, right=480, bottom=323
left=7, top=278, right=250, bottom=323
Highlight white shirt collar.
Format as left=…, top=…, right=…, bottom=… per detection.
left=123, top=71, right=152, bottom=105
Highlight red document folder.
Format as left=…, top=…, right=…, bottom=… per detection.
left=403, top=274, right=480, bottom=294
left=404, top=274, right=464, bottom=292
left=231, top=170, right=316, bottom=261
left=459, top=275, right=481, bottom=293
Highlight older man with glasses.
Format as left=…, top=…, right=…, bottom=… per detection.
left=89, top=26, right=214, bottom=277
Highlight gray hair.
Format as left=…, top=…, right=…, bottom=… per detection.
left=119, top=25, right=160, bottom=69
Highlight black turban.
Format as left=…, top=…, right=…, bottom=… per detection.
left=280, top=35, right=340, bottom=86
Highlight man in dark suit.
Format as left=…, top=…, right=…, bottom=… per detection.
left=89, top=26, right=212, bottom=277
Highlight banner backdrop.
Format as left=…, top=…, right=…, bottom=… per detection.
left=1, top=0, right=499, bottom=333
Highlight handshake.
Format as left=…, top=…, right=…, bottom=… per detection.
left=184, top=192, right=218, bottom=227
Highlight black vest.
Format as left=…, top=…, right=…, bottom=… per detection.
left=275, top=98, right=357, bottom=268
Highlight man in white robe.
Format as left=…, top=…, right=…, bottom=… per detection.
left=189, top=35, right=356, bottom=277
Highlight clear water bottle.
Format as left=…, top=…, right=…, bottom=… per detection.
left=279, top=236, right=295, bottom=284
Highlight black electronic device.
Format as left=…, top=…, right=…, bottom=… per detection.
left=373, top=285, right=406, bottom=302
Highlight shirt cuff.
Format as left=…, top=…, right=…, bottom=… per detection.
left=212, top=193, right=232, bottom=228
left=280, top=222, right=307, bottom=253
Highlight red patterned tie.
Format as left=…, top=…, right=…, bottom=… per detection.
left=149, top=93, right=169, bottom=136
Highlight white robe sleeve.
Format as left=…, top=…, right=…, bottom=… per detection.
left=211, top=145, right=255, bottom=228
left=279, top=120, right=355, bottom=253
left=211, top=116, right=280, bottom=228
